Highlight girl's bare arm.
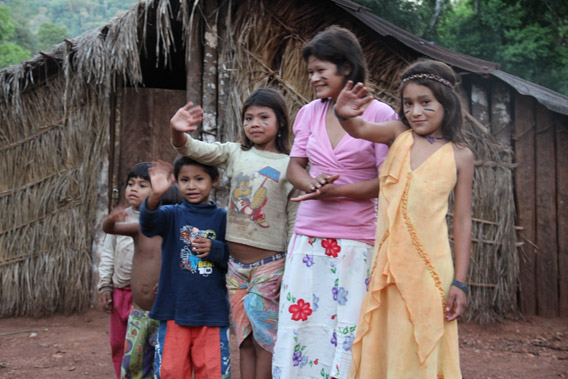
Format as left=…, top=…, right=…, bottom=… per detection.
left=446, top=146, right=474, bottom=321
left=287, top=157, right=329, bottom=193
left=335, top=81, right=406, bottom=144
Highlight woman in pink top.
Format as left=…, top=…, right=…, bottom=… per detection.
left=272, top=26, right=397, bottom=379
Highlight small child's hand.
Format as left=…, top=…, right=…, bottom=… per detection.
left=335, top=81, right=373, bottom=121
left=192, top=236, right=212, bottom=258
left=101, top=290, right=113, bottom=312
left=149, top=161, right=175, bottom=196
left=170, top=102, right=204, bottom=133
left=109, top=207, right=127, bottom=223
left=445, top=286, right=467, bottom=321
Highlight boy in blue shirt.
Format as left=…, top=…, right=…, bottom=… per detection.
left=139, top=157, right=230, bottom=379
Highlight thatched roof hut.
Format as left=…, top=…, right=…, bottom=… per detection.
left=1, top=0, right=566, bottom=320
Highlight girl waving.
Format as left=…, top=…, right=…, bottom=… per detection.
left=335, top=59, right=473, bottom=378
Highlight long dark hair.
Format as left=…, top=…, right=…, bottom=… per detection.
left=240, top=88, right=291, bottom=155
left=399, top=59, right=466, bottom=144
left=302, top=25, right=367, bottom=86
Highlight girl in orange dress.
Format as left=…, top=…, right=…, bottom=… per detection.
left=334, top=59, right=474, bottom=378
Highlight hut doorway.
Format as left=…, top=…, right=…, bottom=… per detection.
left=110, top=87, right=186, bottom=207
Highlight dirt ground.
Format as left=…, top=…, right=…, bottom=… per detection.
left=0, top=309, right=566, bottom=379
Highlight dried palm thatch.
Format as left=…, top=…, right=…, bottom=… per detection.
left=0, top=0, right=518, bottom=321
left=0, top=1, right=149, bottom=317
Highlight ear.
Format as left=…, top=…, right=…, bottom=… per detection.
left=342, top=62, right=353, bottom=77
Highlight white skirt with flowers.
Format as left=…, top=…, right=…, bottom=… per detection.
left=272, top=233, right=373, bottom=379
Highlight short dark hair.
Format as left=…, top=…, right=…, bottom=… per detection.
left=302, top=25, right=367, bottom=85
left=398, top=59, right=466, bottom=144
left=240, top=88, right=291, bottom=154
left=127, top=162, right=151, bottom=182
left=173, top=156, right=219, bottom=182
left=160, top=183, right=184, bottom=205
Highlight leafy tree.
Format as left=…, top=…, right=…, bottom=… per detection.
left=0, top=42, right=31, bottom=67
left=0, top=4, right=31, bottom=68
left=0, top=4, right=16, bottom=43
left=357, top=0, right=431, bottom=36
left=37, top=22, right=68, bottom=50
left=435, top=0, right=568, bottom=95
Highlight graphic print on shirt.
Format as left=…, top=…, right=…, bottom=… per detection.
left=230, top=166, right=281, bottom=228
left=179, top=225, right=217, bottom=275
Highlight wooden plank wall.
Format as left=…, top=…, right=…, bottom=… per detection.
left=111, top=88, right=187, bottom=203
left=514, top=94, right=537, bottom=314
left=557, top=115, right=568, bottom=317
left=515, top=94, right=567, bottom=317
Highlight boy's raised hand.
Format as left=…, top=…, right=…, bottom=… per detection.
left=170, top=102, right=204, bottom=133
left=148, top=160, right=175, bottom=197
left=335, top=81, right=374, bottom=120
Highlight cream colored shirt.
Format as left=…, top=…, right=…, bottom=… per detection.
left=97, top=207, right=137, bottom=291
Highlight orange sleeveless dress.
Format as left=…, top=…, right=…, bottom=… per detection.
left=350, top=130, right=462, bottom=378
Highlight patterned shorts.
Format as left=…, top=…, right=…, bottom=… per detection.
left=226, top=253, right=285, bottom=353
left=121, top=308, right=159, bottom=379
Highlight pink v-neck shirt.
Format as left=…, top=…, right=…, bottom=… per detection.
left=291, top=99, right=397, bottom=245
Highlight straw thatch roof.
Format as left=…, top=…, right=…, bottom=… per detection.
left=0, top=0, right=534, bottom=321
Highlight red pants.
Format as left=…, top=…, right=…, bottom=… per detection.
left=109, top=287, right=132, bottom=378
left=154, top=321, right=231, bottom=378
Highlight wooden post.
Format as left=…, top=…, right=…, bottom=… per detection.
left=201, top=0, right=219, bottom=144
left=535, top=104, right=558, bottom=316
left=513, top=94, right=537, bottom=315
left=185, top=0, right=203, bottom=141
left=491, top=82, right=513, bottom=152
left=556, top=115, right=568, bottom=316
left=217, top=0, right=231, bottom=143
left=471, top=83, right=490, bottom=131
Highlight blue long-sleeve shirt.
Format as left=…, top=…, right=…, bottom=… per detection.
left=140, top=199, right=230, bottom=326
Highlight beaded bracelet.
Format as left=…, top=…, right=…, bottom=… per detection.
left=451, top=280, right=469, bottom=295
left=333, top=106, right=349, bottom=122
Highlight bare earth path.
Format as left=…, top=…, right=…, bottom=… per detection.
left=0, top=309, right=566, bottom=378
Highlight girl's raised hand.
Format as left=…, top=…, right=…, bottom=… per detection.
left=170, top=102, right=204, bottom=133
left=445, top=286, right=467, bottom=321
left=335, top=81, right=374, bottom=120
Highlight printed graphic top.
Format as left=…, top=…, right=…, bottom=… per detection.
left=140, top=199, right=230, bottom=327
left=174, top=138, right=299, bottom=253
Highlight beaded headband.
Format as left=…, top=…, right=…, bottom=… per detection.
left=401, top=73, right=454, bottom=89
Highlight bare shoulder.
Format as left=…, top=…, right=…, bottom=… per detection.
left=387, top=121, right=410, bottom=143
left=452, top=144, right=474, bottom=171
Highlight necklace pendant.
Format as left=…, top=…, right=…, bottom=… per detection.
left=427, top=136, right=436, bottom=144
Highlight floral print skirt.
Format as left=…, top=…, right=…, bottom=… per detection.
left=272, top=233, right=373, bottom=379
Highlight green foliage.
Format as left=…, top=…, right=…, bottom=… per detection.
left=360, top=0, right=568, bottom=96
left=435, top=0, right=568, bottom=95
left=0, top=5, right=16, bottom=43
left=0, top=42, right=31, bottom=67
left=357, top=0, right=431, bottom=35
left=37, top=22, right=68, bottom=50
left=0, top=0, right=137, bottom=69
